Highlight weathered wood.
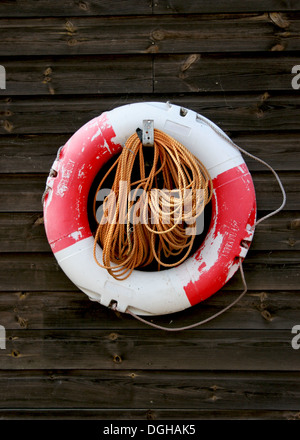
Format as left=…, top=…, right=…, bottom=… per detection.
left=0, top=251, right=298, bottom=292
left=0, top=172, right=295, bottom=212
left=1, top=409, right=299, bottom=420
left=0, top=1, right=152, bottom=17
left=251, top=172, right=298, bottom=211
left=0, top=14, right=299, bottom=56
left=0, top=174, right=46, bottom=213
left=0, top=371, right=298, bottom=411
left=154, top=1, right=300, bottom=14
left=0, top=330, right=299, bottom=370
left=1, top=94, right=300, bottom=134
left=0, top=253, right=76, bottom=291
left=231, top=133, right=300, bottom=171
left=0, top=371, right=299, bottom=411
left=1, top=54, right=298, bottom=96
left=0, top=134, right=70, bottom=173
left=1, top=56, right=152, bottom=96
left=1, top=133, right=299, bottom=173
left=251, top=211, right=300, bottom=250
left=0, top=213, right=49, bottom=252
left=0, top=289, right=299, bottom=331
left=0, top=211, right=298, bottom=253
left=0, top=1, right=298, bottom=17
left=154, top=54, right=299, bottom=92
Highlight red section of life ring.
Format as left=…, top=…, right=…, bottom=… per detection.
left=184, top=164, right=256, bottom=306
left=44, top=114, right=121, bottom=253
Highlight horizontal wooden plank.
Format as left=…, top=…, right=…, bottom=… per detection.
left=1, top=133, right=299, bottom=173
left=0, top=14, right=299, bottom=56
left=0, top=289, right=299, bottom=331
left=0, top=250, right=298, bottom=292
left=0, top=171, right=294, bottom=213
left=0, top=371, right=299, bottom=411
left=0, top=213, right=49, bottom=252
left=251, top=211, right=300, bottom=250
left=252, top=172, right=298, bottom=211
left=0, top=371, right=298, bottom=411
left=154, top=54, right=299, bottom=92
left=1, top=56, right=152, bottom=96
left=0, top=134, right=70, bottom=173
left=0, top=174, right=47, bottom=213
left=1, top=94, right=300, bottom=134
left=231, top=133, right=300, bottom=171
left=0, top=330, right=299, bottom=370
left=0, top=54, right=298, bottom=96
left=0, top=211, right=298, bottom=253
left=154, top=2, right=300, bottom=14
left=1, top=408, right=299, bottom=420
left=0, top=1, right=298, bottom=17
left=0, top=1, right=153, bottom=17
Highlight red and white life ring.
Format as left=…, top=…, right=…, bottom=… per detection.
left=43, top=102, right=256, bottom=316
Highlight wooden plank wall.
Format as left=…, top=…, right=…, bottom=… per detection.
left=0, top=0, right=300, bottom=420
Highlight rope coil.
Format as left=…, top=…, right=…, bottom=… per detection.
left=93, top=129, right=213, bottom=280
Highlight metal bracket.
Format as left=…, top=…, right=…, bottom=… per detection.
left=142, top=119, right=154, bottom=146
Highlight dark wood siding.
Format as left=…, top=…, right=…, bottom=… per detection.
left=0, top=0, right=299, bottom=420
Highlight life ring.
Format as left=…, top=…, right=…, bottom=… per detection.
left=43, top=102, right=256, bottom=316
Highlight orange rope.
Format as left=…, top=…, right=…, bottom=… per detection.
left=93, top=129, right=213, bottom=280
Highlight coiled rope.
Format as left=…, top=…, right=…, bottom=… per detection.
left=93, top=129, right=213, bottom=280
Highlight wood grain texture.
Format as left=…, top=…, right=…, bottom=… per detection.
left=154, top=54, right=298, bottom=92
left=0, top=1, right=153, bottom=17
left=0, top=330, right=299, bottom=370
left=1, top=94, right=300, bottom=134
left=153, top=2, right=300, bottom=14
left=0, top=1, right=298, bottom=17
left=1, top=54, right=298, bottom=95
left=0, top=289, right=299, bottom=330
left=0, top=14, right=299, bottom=56
left=0, top=371, right=299, bottom=410
left=1, top=56, right=153, bottom=96
left=1, top=409, right=300, bottom=420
